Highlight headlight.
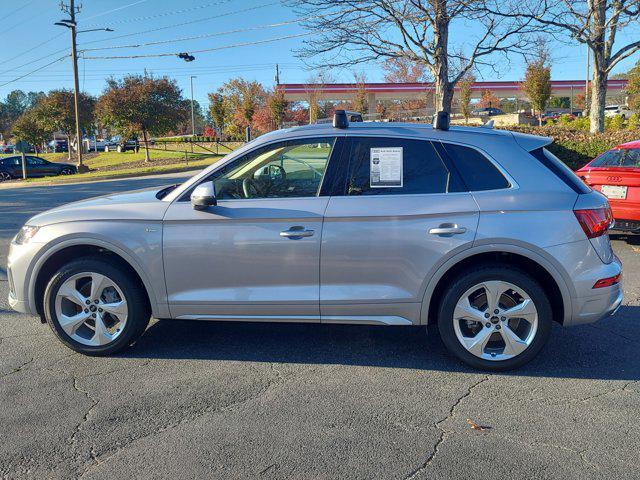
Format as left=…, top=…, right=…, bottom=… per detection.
left=13, top=225, right=40, bottom=245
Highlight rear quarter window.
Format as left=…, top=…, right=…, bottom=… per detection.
left=439, top=142, right=510, bottom=191
left=529, top=147, right=591, bottom=194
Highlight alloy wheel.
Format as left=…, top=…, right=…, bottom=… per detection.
left=0, top=172, right=11, bottom=182
left=452, top=280, right=538, bottom=361
left=54, top=272, right=128, bottom=346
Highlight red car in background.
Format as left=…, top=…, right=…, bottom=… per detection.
left=576, top=140, right=640, bottom=233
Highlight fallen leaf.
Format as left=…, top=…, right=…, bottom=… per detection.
left=631, top=246, right=640, bottom=254
left=467, top=418, right=492, bottom=431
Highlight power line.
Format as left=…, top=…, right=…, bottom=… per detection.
left=2, top=32, right=66, bottom=65
left=84, top=0, right=233, bottom=27
left=0, top=55, right=70, bottom=88
left=79, top=1, right=279, bottom=47
left=83, top=0, right=148, bottom=21
left=82, top=33, right=309, bottom=60
left=10, top=47, right=70, bottom=72
left=0, top=1, right=34, bottom=22
left=80, top=17, right=313, bottom=52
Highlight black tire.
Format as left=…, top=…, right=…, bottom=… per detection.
left=44, top=257, right=151, bottom=356
left=437, top=264, right=552, bottom=371
left=59, top=167, right=74, bottom=175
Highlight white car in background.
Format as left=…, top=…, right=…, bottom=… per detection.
left=604, top=105, right=634, bottom=119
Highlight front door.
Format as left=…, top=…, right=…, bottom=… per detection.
left=320, top=136, right=479, bottom=325
left=163, top=136, right=339, bottom=321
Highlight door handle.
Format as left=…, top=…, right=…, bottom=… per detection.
left=280, top=226, right=315, bottom=239
left=429, top=223, right=467, bottom=236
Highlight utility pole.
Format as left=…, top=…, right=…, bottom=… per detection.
left=58, top=0, right=86, bottom=172
left=274, top=64, right=280, bottom=85
left=56, top=2, right=112, bottom=173
left=190, top=75, right=196, bottom=136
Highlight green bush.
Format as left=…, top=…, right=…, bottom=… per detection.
left=628, top=113, right=640, bottom=130
left=557, top=114, right=573, bottom=127
left=503, top=125, right=640, bottom=169
left=572, top=116, right=590, bottom=131
left=604, top=115, right=626, bottom=131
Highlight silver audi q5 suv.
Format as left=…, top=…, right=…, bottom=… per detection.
left=8, top=112, right=623, bottom=370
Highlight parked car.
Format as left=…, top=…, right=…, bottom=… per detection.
left=471, top=107, right=504, bottom=116
left=8, top=111, right=621, bottom=371
left=88, top=138, right=116, bottom=152
left=104, top=137, right=138, bottom=153
left=1, top=144, right=15, bottom=154
left=0, top=155, right=77, bottom=181
left=604, top=105, right=634, bottom=119
left=48, top=140, right=69, bottom=153
left=575, top=140, right=640, bottom=233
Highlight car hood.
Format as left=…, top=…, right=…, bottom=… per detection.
left=28, top=187, right=171, bottom=227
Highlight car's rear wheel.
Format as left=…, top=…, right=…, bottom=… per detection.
left=60, top=167, right=74, bottom=175
left=0, top=171, right=11, bottom=182
left=44, top=258, right=150, bottom=356
left=437, top=265, right=552, bottom=371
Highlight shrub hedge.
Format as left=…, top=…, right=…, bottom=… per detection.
left=502, top=125, right=640, bottom=169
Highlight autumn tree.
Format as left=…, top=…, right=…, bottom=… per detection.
left=352, top=71, right=368, bottom=115
left=521, top=43, right=552, bottom=125
left=96, top=75, right=189, bottom=162
left=12, top=108, right=52, bottom=151
left=36, top=89, right=95, bottom=161
left=458, top=73, right=475, bottom=123
left=291, top=0, right=538, bottom=113
left=486, top=0, right=640, bottom=133
left=478, top=90, right=500, bottom=109
left=208, top=91, right=227, bottom=137
left=628, top=61, right=640, bottom=113
left=268, top=88, right=288, bottom=129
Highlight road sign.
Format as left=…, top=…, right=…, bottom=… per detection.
left=15, top=140, right=30, bottom=153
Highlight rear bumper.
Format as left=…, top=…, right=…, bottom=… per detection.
left=570, top=283, right=624, bottom=325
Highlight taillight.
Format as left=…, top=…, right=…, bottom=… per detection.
left=573, top=207, right=613, bottom=239
left=593, top=273, right=621, bottom=288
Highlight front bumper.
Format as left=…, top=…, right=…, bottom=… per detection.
left=7, top=240, right=45, bottom=316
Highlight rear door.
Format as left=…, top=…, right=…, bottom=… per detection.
left=320, top=136, right=479, bottom=325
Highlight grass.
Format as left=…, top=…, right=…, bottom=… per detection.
left=1, top=147, right=235, bottom=185
left=23, top=156, right=221, bottom=184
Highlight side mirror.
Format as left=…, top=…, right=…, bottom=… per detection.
left=191, top=181, right=217, bottom=210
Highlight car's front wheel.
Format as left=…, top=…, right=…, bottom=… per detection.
left=60, top=167, right=74, bottom=175
left=44, top=258, right=150, bottom=355
left=0, top=171, right=11, bottom=182
left=437, top=265, right=552, bottom=371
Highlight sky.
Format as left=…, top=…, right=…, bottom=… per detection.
left=1, top=0, right=639, bottom=109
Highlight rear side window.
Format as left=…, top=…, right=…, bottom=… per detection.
left=346, top=137, right=462, bottom=196
left=529, top=147, right=591, bottom=194
left=440, top=142, right=510, bottom=191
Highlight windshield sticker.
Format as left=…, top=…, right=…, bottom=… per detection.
left=370, top=147, right=403, bottom=187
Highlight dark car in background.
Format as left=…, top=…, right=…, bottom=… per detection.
left=0, top=155, right=77, bottom=181
left=48, top=139, right=69, bottom=153
left=471, top=107, right=504, bottom=116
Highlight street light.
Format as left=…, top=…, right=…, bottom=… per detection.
left=190, top=76, right=197, bottom=136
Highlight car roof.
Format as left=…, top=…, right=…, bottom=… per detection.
left=264, top=121, right=551, bottom=151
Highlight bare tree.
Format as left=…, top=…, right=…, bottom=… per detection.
left=484, top=0, right=640, bottom=133
left=290, top=0, right=538, bottom=113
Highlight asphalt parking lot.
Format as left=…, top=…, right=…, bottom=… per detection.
left=1, top=174, right=639, bottom=480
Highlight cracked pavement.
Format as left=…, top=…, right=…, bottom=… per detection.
left=1, top=173, right=640, bottom=479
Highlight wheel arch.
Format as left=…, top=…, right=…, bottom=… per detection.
left=420, top=244, right=573, bottom=326
left=30, top=238, right=163, bottom=321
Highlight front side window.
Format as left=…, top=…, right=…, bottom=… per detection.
left=346, top=137, right=461, bottom=196
left=210, top=137, right=335, bottom=200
